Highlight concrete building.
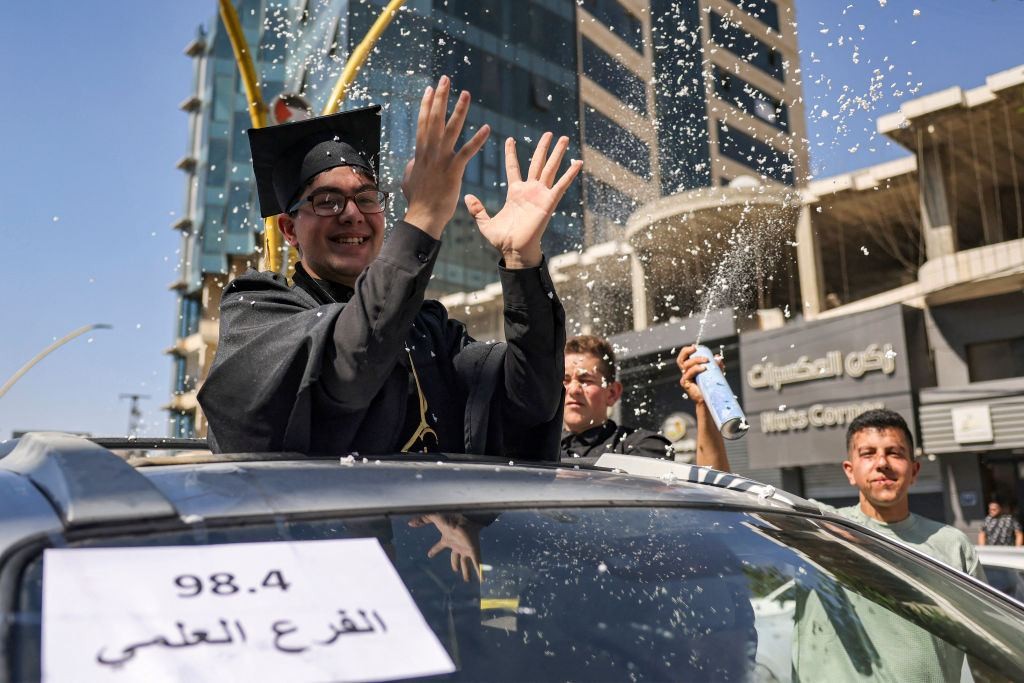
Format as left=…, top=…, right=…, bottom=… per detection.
left=447, top=0, right=809, bottom=339
left=447, top=63, right=1024, bottom=532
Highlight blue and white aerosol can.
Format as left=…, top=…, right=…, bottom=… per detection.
left=693, top=345, right=747, bottom=440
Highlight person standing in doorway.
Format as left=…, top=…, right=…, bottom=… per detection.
left=979, top=497, right=1024, bottom=546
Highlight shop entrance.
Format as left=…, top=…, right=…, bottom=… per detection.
left=979, top=453, right=1024, bottom=535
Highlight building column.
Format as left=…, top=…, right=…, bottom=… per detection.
left=918, top=143, right=957, bottom=260
left=795, top=204, right=825, bottom=320
left=630, top=252, right=649, bottom=331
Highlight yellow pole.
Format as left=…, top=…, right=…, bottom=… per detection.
left=322, top=0, right=408, bottom=115
left=217, top=0, right=267, bottom=128
left=217, top=0, right=286, bottom=273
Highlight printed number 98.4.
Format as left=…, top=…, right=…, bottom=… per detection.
left=174, top=569, right=290, bottom=598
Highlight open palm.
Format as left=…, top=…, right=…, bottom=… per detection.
left=465, top=133, right=582, bottom=269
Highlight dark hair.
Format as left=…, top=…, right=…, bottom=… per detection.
left=846, top=408, right=915, bottom=457
left=565, top=335, right=616, bottom=382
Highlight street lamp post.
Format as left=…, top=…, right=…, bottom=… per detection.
left=0, top=324, right=113, bottom=400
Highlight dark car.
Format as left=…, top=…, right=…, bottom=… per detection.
left=2, top=432, right=1023, bottom=682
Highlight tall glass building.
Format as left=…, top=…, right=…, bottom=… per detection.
left=577, top=0, right=808, bottom=242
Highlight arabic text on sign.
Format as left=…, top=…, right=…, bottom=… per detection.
left=746, top=343, right=896, bottom=391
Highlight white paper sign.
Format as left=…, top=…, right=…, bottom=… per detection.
left=951, top=404, right=993, bottom=444
left=42, top=538, right=455, bottom=682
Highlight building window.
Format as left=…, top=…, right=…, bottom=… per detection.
left=967, top=337, right=1024, bottom=382
left=579, top=0, right=644, bottom=53
left=581, top=37, right=648, bottom=115
left=714, top=66, right=788, bottom=131
left=709, top=11, right=785, bottom=82
left=716, top=121, right=794, bottom=185
left=531, top=74, right=552, bottom=111
left=723, top=0, right=781, bottom=32
left=584, top=107, right=651, bottom=179
left=171, top=411, right=196, bottom=439
left=585, top=175, right=639, bottom=242
left=174, top=356, right=187, bottom=393
left=178, top=296, right=200, bottom=338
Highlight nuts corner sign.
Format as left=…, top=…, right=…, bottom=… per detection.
left=738, top=305, right=923, bottom=468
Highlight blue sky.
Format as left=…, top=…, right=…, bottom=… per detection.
left=0, top=0, right=1021, bottom=438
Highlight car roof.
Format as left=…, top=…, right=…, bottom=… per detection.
left=976, top=545, right=1024, bottom=570
left=0, top=432, right=821, bottom=562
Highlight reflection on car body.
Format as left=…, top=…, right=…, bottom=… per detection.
left=976, top=545, right=1024, bottom=603
left=1, top=433, right=1024, bottom=682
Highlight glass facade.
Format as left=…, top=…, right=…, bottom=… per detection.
left=714, top=65, right=789, bottom=131
left=584, top=175, right=639, bottom=243
left=423, top=0, right=584, bottom=286
left=581, top=36, right=648, bottom=115
left=723, top=0, right=781, bottom=32
left=716, top=120, right=795, bottom=185
left=651, top=0, right=712, bottom=194
left=584, top=106, right=651, bottom=179
left=170, top=410, right=196, bottom=439
left=709, top=10, right=785, bottom=82
left=579, top=0, right=644, bottom=53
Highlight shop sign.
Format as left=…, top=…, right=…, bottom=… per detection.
left=951, top=405, right=993, bottom=444
left=746, top=343, right=896, bottom=392
left=759, top=401, right=885, bottom=434
left=738, top=305, right=925, bottom=468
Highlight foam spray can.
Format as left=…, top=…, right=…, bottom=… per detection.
left=693, top=345, right=747, bottom=440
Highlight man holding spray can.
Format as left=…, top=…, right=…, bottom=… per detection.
left=560, top=336, right=731, bottom=470
left=677, top=345, right=735, bottom=472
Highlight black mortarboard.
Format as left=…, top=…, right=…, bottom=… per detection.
left=248, top=105, right=382, bottom=217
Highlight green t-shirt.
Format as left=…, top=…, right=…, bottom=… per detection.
left=792, top=504, right=983, bottom=682
left=827, top=504, right=983, bottom=578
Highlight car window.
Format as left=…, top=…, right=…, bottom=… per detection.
left=7, top=507, right=1024, bottom=682
left=981, top=564, right=1024, bottom=602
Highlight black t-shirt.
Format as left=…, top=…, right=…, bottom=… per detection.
left=560, top=420, right=673, bottom=466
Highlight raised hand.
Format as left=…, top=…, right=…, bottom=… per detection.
left=409, top=513, right=483, bottom=583
left=403, top=76, right=490, bottom=239
left=677, top=345, right=726, bottom=405
left=465, top=132, right=583, bottom=269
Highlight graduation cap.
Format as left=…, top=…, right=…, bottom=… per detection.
left=248, top=105, right=382, bottom=217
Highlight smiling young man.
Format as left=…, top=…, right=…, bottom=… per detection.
left=792, top=408, right=985, bottom=683
left=198, top=77, right=581, bottom=457
left=821, top=409, right=980, bottom=576
left=560, top=336, right=730, bottom=468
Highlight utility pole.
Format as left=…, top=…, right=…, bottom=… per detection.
left=119, top=393, right=150, bottom=438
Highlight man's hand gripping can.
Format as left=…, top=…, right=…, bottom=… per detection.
left=694, top=345, right=747, bottom=440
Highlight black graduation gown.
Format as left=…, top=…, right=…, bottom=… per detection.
left=197, top=221, right=565, bottom=459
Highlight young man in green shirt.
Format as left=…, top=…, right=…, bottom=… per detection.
left=817, top=408, right=981, bottom=575
left=792, top=408, right=984, bottom=682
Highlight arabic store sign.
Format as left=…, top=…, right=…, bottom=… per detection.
left=746, top=343, right=897, bottom=392
left=41, top=538, right=455, bottom=683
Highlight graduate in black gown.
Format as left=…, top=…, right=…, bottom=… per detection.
left=198, top=76, right=581, bottom=458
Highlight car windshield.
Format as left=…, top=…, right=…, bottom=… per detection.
left=8, top=506, right=1024, bottom=682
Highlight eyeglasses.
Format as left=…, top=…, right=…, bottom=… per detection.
left=289, top=189, right=389, bottom=216
left=400, top=349, right=439, bottom=454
